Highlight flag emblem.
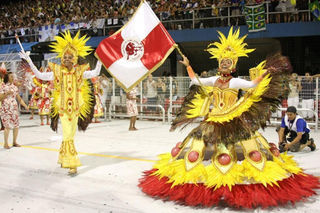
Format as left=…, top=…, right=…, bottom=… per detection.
left=121, top=39, right=144, bottom=61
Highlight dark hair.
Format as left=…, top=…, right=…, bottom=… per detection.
left=3, top=72, right=13, bottom=84
left=3, top=73, right=9, bottom=84
left=287, top=106, right=297, bottom=113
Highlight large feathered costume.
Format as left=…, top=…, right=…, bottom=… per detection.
left=139, top=27, right=319, bottom=208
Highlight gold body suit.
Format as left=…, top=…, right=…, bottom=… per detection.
left=50, top=63, right=91, bottom=169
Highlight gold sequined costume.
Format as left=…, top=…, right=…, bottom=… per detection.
left=20, top=31, right=102, bottom=172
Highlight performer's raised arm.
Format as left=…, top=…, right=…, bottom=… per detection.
left=82, top=60, right=102, bottom=79
left=19, top=51, right=54, bottom=81
left=179, top=55, right=217, bottom=86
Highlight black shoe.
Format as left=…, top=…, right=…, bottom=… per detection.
left=308, top=138, right=316, bottom=151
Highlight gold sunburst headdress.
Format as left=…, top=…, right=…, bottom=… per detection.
left=206, top=27, right=255, bottom=69
left=49, top=30, right=92, bottom=64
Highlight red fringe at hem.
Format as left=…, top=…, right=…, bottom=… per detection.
left=139, top=169, right=320, bottom=209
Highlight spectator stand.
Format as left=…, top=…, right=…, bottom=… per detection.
left=0, top=1, right=314, bottom=45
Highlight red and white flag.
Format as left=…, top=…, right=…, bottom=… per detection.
left=95, top=1, right=176, bottom=92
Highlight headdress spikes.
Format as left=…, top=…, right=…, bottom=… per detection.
left=206, top=27, right=255, bottom=69
left=49, top=30, right=92, bottom=64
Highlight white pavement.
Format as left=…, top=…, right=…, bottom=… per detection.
left=0, top=115, right=319, bottom=213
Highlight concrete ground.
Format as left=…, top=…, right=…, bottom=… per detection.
left=0, top=115, right=319, bottom=213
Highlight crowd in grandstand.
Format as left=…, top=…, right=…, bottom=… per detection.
left=0, top=0, right=313, bottom=43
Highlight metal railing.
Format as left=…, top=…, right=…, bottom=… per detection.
left=108, top=103, right=165, bottom=123
left=167, top=104, right=183, bottom=124
left=16, top=74, right=320, bottom=131
left=271, top=107, right=318, bottom=131
left=104, top=76, right=320, bottom=129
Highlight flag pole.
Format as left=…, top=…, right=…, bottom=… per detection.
left=15, top=34, right=25, bottom=54
left=175, top=44, right=209, bottom=96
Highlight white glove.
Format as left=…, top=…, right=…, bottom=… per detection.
left=19, top=51, right=31, bottom=63
left=96, top=60, right=102, bottom=69
left=18, top=52, right=54, bottom=81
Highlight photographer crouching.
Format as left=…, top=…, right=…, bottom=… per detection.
left=278, top=106, right=316, bottom=152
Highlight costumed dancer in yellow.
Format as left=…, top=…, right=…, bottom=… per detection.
left=139, top=27, right=320, bottom=208
left=36, top=79, right=52, bottom=125
left=19, top=31, right=102, bottom=174
left=28, top=67, right=52, bottom=125
left=91, top=76, right=104, bottom=123
left=28, top=76, right=40, bottom=120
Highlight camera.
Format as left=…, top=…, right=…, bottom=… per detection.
left=279, top=142, right=287, bottom=153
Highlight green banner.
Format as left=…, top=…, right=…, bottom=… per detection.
left=309, top=0, right=320, bottom=21
left=244, top=4, right=266, bottom=32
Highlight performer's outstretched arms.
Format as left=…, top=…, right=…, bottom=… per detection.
left=83, top=60, right=102, bottom=79
left=19, top=51, right=54, bottom=81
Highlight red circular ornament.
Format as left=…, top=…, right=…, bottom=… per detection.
left=249, top=151, right=262, bottom=162
left=176, top=142, right=182, bottom=148
left=220, top=73, right=231, bottom=77
left=218, top=153, right=231, bottom=165
left=270, top=147, right=280, bottom=157
left=188, top=151, right=199, bottom=162
left=269, top=143, right=277, bottom=148
left=171, top=147, right=180, bottom=157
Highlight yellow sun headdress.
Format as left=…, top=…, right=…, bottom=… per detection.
left=206, top=27, right=255, bottom=69
left=49, top=30, right=92, bottom=64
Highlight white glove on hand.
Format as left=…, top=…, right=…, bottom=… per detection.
left=19, top=51, right=31, bottom=63
left=96, top=60, right=102, bottom=69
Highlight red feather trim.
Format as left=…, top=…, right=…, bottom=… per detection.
left=139, top=169, right=320, bottom=209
